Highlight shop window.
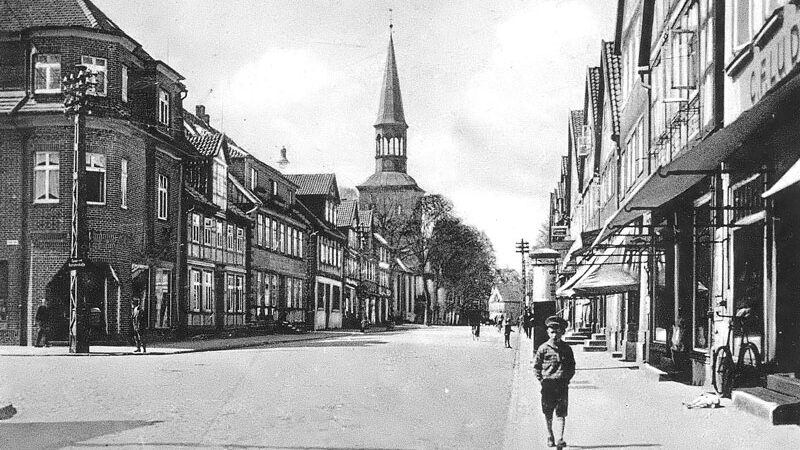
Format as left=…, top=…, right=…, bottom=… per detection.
left=317, top=282, right=325, bottom=310
left=332, top=285, right=341, bottom=311
left=733, top=222, right=764, bottom=336
left=154, top=269, right=170, bottom=328
left=693, top=207, right=712, bottom=350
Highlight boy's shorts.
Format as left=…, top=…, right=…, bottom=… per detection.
left=540, top=380, right=569, bottom=417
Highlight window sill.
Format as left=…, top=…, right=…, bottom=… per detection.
left=87, top=201, right=106, bottom=206
left=726, top=45, right=753, bottom=78
left=34, top=89, right=61, bottom=95
left=33, top=200, right=59, bottom=205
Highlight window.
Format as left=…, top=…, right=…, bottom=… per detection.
left=237, top=227, right=244, bottom=253
left=34, top=151, right=59, bottom=203
left=158, top=89, right=170, bottom=126
left=34, top=54, right=61, bottom=93
left=227, top=225, right=235, bottom=250
left=191, top=269, right=201, bottom=311
left=280, top=223, right=286, bottom=254
left=80, top=56, right=107, bottom=96
left=121, top=66, right=128, bottom=102
left=85, top=153, right=106, bottom=204
left=202, top=271, right=214, bottom=311
left=157, top=174, right=168, bottom=220
left=204, top=218, right=214, bottom=246
left=257, top=215, right=264, bottom=247
left=317, top=282, right=325, bottom=309
left=120, top=159, right=128, bottom=209
left=270, top=179, right=277, bottom=196
left=191, top=214, right=201, bottom=243
left=332, top=285, right=340, bottom=310
left=250, top=168, right=258, bottom=190
left=216, top=221, right=224, bottom=249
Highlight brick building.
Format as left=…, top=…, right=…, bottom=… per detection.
left=0, top=0, right=189, bottom=345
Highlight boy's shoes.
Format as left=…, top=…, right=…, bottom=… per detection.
left=557, top=439, right=567, bottom=449
left=547, top=436, right=555, bottom=447
left=134, top=349, right=141, bottom=353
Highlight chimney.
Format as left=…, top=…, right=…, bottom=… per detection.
left=196, top=105, right=210, bottom=124
left=278, top=146, right=289, bottom=169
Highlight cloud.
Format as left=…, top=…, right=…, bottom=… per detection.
left=228, top=48, right=337, bottom=107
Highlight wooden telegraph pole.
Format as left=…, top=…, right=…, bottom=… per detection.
left=515, top=239, right=529, bottom=308
left=63, top=66, right=95, bottom=353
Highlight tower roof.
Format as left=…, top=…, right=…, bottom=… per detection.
left=375, top=32, right=407, bottom=128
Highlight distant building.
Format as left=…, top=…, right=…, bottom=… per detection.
left=488, top=284, right=523, bottom=323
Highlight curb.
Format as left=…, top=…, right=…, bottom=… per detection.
left=0, top=326, right=409, bottom=357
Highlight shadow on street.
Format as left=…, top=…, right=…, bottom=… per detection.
left=277, top=339, right=388, bottom=349
left=0, top=420, right=161, bottom=449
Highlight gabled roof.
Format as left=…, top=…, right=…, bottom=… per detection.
left=336, top=200, right=358, bottom=228
left=375, top=32, right=407, bottom=128
left=569, top=110, right=585, bottom=138
left=358, top=209, right=373, bottom=228
left=601, top=41, right=621, bottom=136
left=187, top=133, right=225, bottom=157
left=228, top=173, right=260, bottom=206
left=285, top=173, right=338, bottom=197
left=1, top=0, right=122, bottom=34
left=586, top=67, right=602, bottom=130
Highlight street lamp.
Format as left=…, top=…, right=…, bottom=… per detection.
left=63, top=66, right=96, bottom=353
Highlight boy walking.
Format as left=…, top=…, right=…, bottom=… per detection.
left=534, top=316, right=575, bottom=449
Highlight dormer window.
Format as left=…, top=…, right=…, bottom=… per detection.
left=80, top=56, right=107, bottom=96
left=325, top=201, right=337, bottom=224
left=34, top=54, right=61, bottom=94
left=158, top=89, right=171, bottom=126
left=212, top=159, right=227, bottom=210
left=270, top=179, right=277, bottom=196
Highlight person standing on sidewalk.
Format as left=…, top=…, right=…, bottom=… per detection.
left=131, top=298, right=146, bottom=353
left=503, top=317, right=514, bottom=348
left=34, top=298, right=50, bottom=347
left=534, top=315, right=575, bottom=449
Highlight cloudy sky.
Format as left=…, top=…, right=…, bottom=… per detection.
left=95, top=0, right=617, bottom=269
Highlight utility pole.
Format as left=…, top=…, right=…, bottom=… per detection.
left=63, top=66, right=95, bottom=354
left=515, top=239, right=529, bottom=308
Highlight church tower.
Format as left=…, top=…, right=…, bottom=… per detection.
left=358, top=26, right=424, bottom=214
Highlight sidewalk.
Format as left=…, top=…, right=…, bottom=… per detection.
left=504, top=333, right=800, bottom=449
left=0, top=323, right=415, bottom=357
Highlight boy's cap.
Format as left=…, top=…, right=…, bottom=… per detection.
left=545, top=316, right=567, bottom=329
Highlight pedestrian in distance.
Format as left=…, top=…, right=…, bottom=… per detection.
left=34, top=298, right=50, bottom=347
left=524, top=308, right=533, bottom=339
left=131, top=298, right=146, bottom=353
left=503, top=317, right=514, bottom=348
left=497, top=314, right=504, bottom=333
left=534, top=315, right=576, bottom=449
left=473, top=319, right=481, bottom=341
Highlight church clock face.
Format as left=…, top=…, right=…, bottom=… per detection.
left=382, top=159, right=395, bottom=171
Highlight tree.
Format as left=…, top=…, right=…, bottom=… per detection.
left=367, top=193, right=453, bottom=325
left=428, top=216, right=496, bottom=323
left=534, top=219, right=550, bottom=248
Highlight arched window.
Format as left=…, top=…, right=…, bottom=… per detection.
left=376, top=134, right=382, bottom=154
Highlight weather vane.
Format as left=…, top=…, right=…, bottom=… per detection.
left=389, top=8, right=393, bottom=30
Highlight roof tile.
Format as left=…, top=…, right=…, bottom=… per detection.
left=602, top=41, right=621, bottom=136
left=285, top=173, right=336, bottom=196
left=336, top=200, right=358, bottom=227
left=1, top=0, right=121, bottom=33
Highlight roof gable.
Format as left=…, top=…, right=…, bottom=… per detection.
left=336, top=200, right=358, bottom=227
left=601, top=41, right=621, bottom=137
left=285, top=173, right=339, bottom=199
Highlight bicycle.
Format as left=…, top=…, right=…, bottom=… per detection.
left=711, top=307, right=763, bottom=397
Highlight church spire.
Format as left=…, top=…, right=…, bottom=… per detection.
left=375, top=28, right=407, bottom=128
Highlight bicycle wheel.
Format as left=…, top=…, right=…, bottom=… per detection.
left=712, top=346, right=734, bottom=397
left=736, top=342, right=763, bottom=387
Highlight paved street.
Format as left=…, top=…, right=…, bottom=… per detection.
left=3, top=326, right=800, bottom=449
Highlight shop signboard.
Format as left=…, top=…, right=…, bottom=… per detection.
left=727, top=7, right=800, bottom=124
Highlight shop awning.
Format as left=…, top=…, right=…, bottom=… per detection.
left=571, top=264, right=638, bottom=296
left=594, top=61, right=800, bottom=247
left=762, top=156, right=800, bottom=198
left=556, top=234, right=626, bottom=298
